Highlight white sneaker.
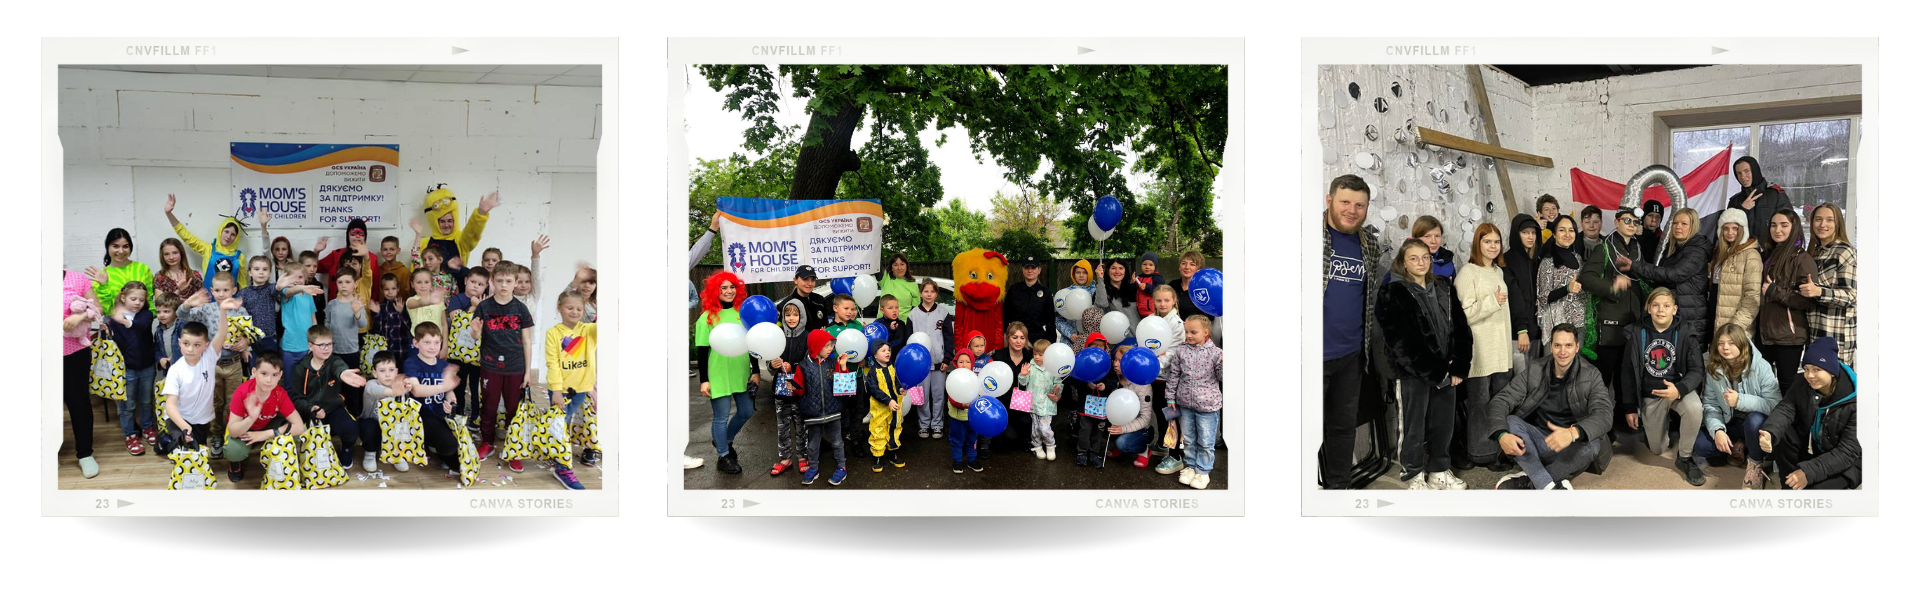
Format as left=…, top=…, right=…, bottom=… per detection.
left=1428, top=469, right=1467, bottom=490
left=1404, top=473, right=1432, bottom=490
left=683, top=454, right=704, bottom=469
left=1045, top=445, right=1057, bottom=461
left=1032, top=446, right=1046, bottom=459
left=363, top=451, right=378, bottom=472
left=1178, top=467, right=1196, bottom=485
left=1191, top=473, right=1210, bottom=490
left=395, top=460, right=410, bottom=472
left=1557, top=479, right=1575, bottom=490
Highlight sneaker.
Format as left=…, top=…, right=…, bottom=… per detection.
left=1033, top=446, right=1046, bottom=459
left=1553, top=479, right=1575, bottom=490
left=1191, top=473, right=1210, bottom=490
left=1743, top=460, right=1766, bottom=490
left=1677, top=454, right=1705, bottom=487
left=1074, top=453, right=1089, bottom=467
left=951, top=461, right=964, bottom=473
left=1495, top=473, right=1533, bottom=490
left=1045, top=445, right=1057, bottom=461
left=1178, top=467, right=1196, bottom=486
left=1427, top=470, right=1468, bottom=490
left=683, top=454, right=704, bottom=469
left=802, top=467, right=820, bottom=485
left=1155, top=456, right=1185, bottom=475
left=1133, top=453, right=1151, bottom=469
left=125, top=434, right=145, bottom=456
left=829, top=466, right=848, bottom=485
left=228, top=462, right=245, bottom=482
left=508, top=460, right=525, bottom=473
left=476, top=443, right=493, bottom=462
left=717, top=451, right=741, bottom=474
left=919, top=430, right=930, bottom=439
left=967, top=459, right=984, bottom=472
left=581, top=450, right=601, bottom=468
left=872, top=456, right=885, bottom=472
left=363, top=451, right=378, bottom=472
left=552, top=466, right=585, bottom=490
left=395, top=460, right=410, bottom=472
left=78, top=456, right=100, bottom=479
left=890, top=453, right=905, bottom=468
left=931, top=431, right=943, bottom=439
left=142, top=427, right=159, bottom=449
left=1404, top=473, right=1432, bottom=490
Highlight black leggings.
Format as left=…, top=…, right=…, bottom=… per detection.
left=65, top=348, right=94, bottom=460
left=1758, top=344, right=1805, bottom=393
left=314, top=408, right=361, bottom=458
left=455, top=362, right=482, bottom=418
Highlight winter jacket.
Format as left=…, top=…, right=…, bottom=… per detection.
left=1577, top=232, right=1643, bottom=347
left=1455, top=262, right=1511, bottom=378
left=865, top=361, right=903, bottom=409
left=1023, top=367, right=1063, bottom=417
left=1429, top=246, right=1457, bottom=280
left=1761, top=362, right=1859, bottom=487
left=1092, top=270, right=1141, bottom=341
left=906, top=301, right=953, bottom=367
left=1632, top=231, right=1713, bottom=346
left=1617, top=316, right=1703, bottom=412
left=1135, top=252, right=1167, bottom=316
left=285, top=354, right=358, bottom=417
left=1380, top=277, right=1473, bottom=384
left=1806, top=240, right=1858, bottom=363
left=1713, top=219, right=1763, bottom=334
left=1728, top=157, right=1793, bottom=237
left=875, top=316, right=912, bottom=357
left=1165, top=338, right=1224, bottom=413
left=1756, top=248, right=1817, bottom=345
left=1502, top=215, right=1542, bottom=346
left=771, top=318, right=811, bottom=396
left=1002, top=277, right=1056, bottom=343
left=1536, top=241, right=1587, bottom=337
left=1700, top=343, right=1783, bottom=435
left=793, top=357, right=840, bottom=424
left=1485, top=354, right=1616, bottom=473
left=1113, top=382, right=1155, bottom=434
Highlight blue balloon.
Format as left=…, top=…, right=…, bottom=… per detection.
left=1072, top=347, right=1111, bottom=383
left=831, top=277, right=854, bottom=296
left=969, top=395, right=1009, bottom=437
left=1121, top=347, right=1161, bottom=386
left=1093, top=195, right=1123, bottom=231
left=864, top=321, right=889, bottom=353
left=896, top=344, right=932, bottom=388
left=738, top=295, right=777, bottom=328
left=1190, top=268, right=1224, bottom=317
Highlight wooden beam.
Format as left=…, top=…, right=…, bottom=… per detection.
left=1415, top=127, right=1554, bottom=169
left=1466, top=65, right=1521, bottom=220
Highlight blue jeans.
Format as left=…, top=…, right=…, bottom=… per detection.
left=709, top=391, right=754, bottom=456
left=947, top=416, right=978, bottom=462
left=1180, top=409, right=1220, bottom=473
left=120, top=365, right=157, bottom=436
left=1694, top=410, right=1767, bottom=463
left=1115, top=428, right=1153, bottom=454
left=280, top=349, right=309, bottom=367
left=552, top=390, right=589, bottom=423
left=1505, top=415, right=1599, bottom=489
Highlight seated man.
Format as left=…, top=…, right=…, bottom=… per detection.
left=1488, top=324, right=1615, bottom=490
left=1759, top=337, right=1860, bottom=490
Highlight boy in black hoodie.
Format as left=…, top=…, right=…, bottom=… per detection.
left=766, top=303, right=812, bottom=476
left=1759, top=337, right=1859, bottom=490
left=1581, top=207, right=1645, bottom=437
left=1071, top=333, right=1123, bottom=467
left=1618, top=289, right=1706, bottom=485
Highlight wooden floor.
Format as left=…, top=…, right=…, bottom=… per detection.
left=56, top=400, right=602, bottom=491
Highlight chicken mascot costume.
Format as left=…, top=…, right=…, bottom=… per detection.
left=951, top=248, right=1009, bottom=354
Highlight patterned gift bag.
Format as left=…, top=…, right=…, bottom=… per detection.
left=448, top=415, right=479, bottom=487
left=569, top=396, right=601, bottom=454
left=832, top=372, right=857, bottom=396
left=534, top=404, right=573, bottom=468
left=166, top=445, right=217, bottom=490
left=225, top=315, right=265, bottom=344
left=377, top=398, right=427, bottom=466
left=1008, top=389, right=1034, bottom=413
left=258, top=434, right=304, bottom=490
left=447, top=310, right=480, bottom=364
left=773, top=373, right=796, bottom=396
left=360, top=333, right=389, bottom=373
left=89, top=332, right=127, bottom=402
left=299, top=423, right=348, bottom=489
left=501, top=402, right=544, bottom=461
left=906, top=386, right=925, bottom=406
left=1082, top=396, right=1108, bottom=420
left=153, top=379, right=168, bottom=431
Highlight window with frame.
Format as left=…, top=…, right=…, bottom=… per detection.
left=1670, top=117, right=1857, bottom=223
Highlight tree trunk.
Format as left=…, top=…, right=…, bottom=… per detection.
left=789, top=95, right=866, bottom=200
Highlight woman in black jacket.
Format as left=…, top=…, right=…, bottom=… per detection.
left=1624, top=207, right=1713, bottom=348
left=1379, top=239, right=1474, bottom=490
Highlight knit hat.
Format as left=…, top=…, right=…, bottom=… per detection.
left=1802, top=337, right=1841, bottom=374
left=806, top=329, right=835, bottom=358
left=1721, top=209, right=1750, bottom=244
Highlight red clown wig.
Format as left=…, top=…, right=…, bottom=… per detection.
left=701, top=270, right=747, bottom=325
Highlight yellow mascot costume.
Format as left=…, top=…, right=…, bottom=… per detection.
left=418, top=184, right=494, bottom=270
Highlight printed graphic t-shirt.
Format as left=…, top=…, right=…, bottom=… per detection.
left=474, top=297, right=534, bottom=372
left=1324, top=225, right=1366, bottom=360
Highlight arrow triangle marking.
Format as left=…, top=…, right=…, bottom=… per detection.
left=452, top=47, right=469, bottom=55
left=742, top=499, right=759, bottom=508
left=1378, top=499, right=1394, bottom=508
left=1077, top=47, right=1094, bottom=55
left=1711, top=47, right=1727, bottom=55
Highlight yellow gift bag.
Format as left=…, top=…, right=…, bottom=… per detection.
left=300, top=423, right=349, bottom=489
left=377, top=398, right=428, bottom=467
left=447, top=310, right=481, bottom=364
left=89, top=332, right=126, bottom=402
left=501, top=402, right=543, bottom=461
left=259, top=434, right=303, bottom=490
left=570, top=396, right=600, bottom=455
left=536, top=404, right=573, bottom=468
left=166, top=445, right=217, bottom=490
left=448, top=415, right=479, bottom=487
left=360, top=333, right=388, bottom=373
left=153, top=378, right=168, bottom=430
left=225, top=315, right=265, bottom=344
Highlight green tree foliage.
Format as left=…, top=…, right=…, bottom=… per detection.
left=927, top=199, right=992, bottom=262
left=992, top=228, right=1054, bottom=266
left=686, top=126, right=800, bottom=265
left=987, top=188, right=1064, bottom=239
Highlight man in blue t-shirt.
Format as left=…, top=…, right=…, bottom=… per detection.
left=1321, top=174, right=1381, bottom=490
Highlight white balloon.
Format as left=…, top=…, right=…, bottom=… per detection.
left=1043, top=342, right=1076, bottom=379
left=1100, top=311, right=1132, bottom=343
left=835, top=329, right=869, bottom=363
left=1087, top=217, right=1114, bottom=241
left=851, top=274, right=880, bottom=308
left=978, top=361, right=1015, bottom=397
left=945, top=369, right=980, bottom=406
left=708, top=323, right=749, bottom=357
left=1055, top=288, right=1092, bottom=321
left=746, top=322, right=786, bottom=361
left=906, top=331, right=932, bottom=350
left=1135, top=315, right=1175, bottom=356
left=1107, top=388, right=1141, bottom=427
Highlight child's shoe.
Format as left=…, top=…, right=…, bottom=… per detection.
left=1743, top=460, right=1766, bottom=490
left=1191, top=473, right=1210, bottom=490
left=363, top=451, right=378, bottom=472
left=1428, top=469, right=1467, bottom=490
left=798, top=459, right=810, bottom=473
left=228, top=462, right=245, bottom=483
left=142, top=427, right=159, bottom=450
left=581, top=449, right=601, bottom=468
left=125, top=434, right=145, bottom=456
left=919, top=430, right=930, bottom=438
left=508, top=460, right=525, bottom=473
left=1177, top=467, right=1195, bottom=486
left=1133, top=453, right=1151, bottom=468
left=552, top=465, right=585, bottom=490
left=967, top=459, right=984, bottom=472
left=951, top=461, right=964, bottom=473
left=1074, top=453, right=1089, bottom=467
left=931, top=431, right=943, bottom=439
left=872, top=456, right=885, bottom=472
left=1404, top=473, right=1432, bottom=490
left=476, top=443, right=493, bottom=462
left=1045, top=445, right=1057, bottom=461
left=1032, top=446, right=1045, bottom=459
left=770, top=460, right=794, bottom=477
left=829, top=466, right=848, bottom=485
left=78, top=456, right=100, bottom=479
left=890, top=453, right=905, bottom=468
left=395, top=460, right=410, bottom=472
left=802, top=467, right=820, bottom=485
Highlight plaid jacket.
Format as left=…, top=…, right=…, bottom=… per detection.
left=1322, top=220, right=1383, bottom=356
left=1808, top=241, right=1858, bottom=363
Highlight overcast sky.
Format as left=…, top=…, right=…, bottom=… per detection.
left=680, top=65, right=1154, bottom=214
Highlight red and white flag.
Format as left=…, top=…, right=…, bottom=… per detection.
left=1569, top=144, right=1735, bottom=217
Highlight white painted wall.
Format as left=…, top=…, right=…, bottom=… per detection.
left=58, top=67, right=600, bottom=365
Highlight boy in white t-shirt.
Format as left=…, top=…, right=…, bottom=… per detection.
left=160, top=300, right=238, bottom=449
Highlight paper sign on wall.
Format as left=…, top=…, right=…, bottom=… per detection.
left=230, top=143, right=400, bottom=229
